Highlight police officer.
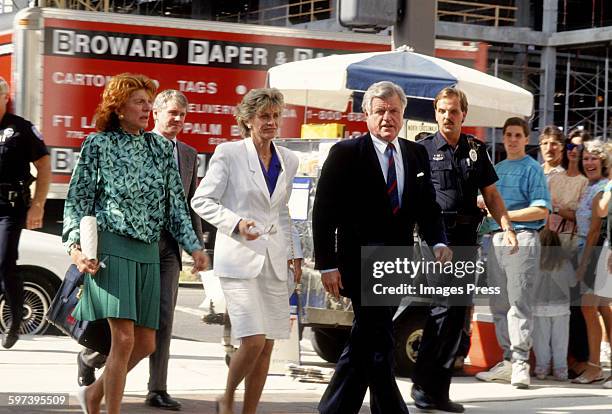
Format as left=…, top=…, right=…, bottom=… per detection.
left=411, top=87, right=517, bottom=412
left=0, top=77, right=51, bottom=349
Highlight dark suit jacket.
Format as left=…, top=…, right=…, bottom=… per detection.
left=312, top=133, right=446, bottom=299
left=159, top=139, right=204, bottom=267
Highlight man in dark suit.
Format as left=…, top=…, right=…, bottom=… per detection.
left=313, top=81, right=451, bottom=414
left=77, top=89, right=208, bottom=411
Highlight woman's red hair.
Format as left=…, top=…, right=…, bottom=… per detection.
left=94, top=73, right=157, bottom=132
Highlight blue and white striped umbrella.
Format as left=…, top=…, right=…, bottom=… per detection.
left=268, top=47, right=533, bottom=127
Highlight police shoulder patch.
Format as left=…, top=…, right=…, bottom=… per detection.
left=31, top=125, right=44, bottom=141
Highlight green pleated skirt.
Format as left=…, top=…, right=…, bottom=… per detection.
left=72, top=231, right=160, bottom=329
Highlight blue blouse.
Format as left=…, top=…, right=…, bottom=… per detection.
left=258, top=145, right=282, bottom=196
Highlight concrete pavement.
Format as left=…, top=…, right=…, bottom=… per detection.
left=0, top=335, right=610, bottom=413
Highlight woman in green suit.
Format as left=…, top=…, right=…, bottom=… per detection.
left=63, top=73, right=207, bottom=414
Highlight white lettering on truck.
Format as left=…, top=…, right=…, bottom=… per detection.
left=187, top=40, right=268, bottom=65
left=52, top=72, right=113, bottom=87
left=177, top=80, right=217, bottom=94
left=182, top=123, right=222, bottom=135
left=52, top=29, right=178, bottom=59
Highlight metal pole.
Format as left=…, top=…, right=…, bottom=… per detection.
left=595, top=64, right=599, bottom=135
left=491, top=57, right=498, bottom=163
left=605, top=49, right=609, bottom=140
left=564, top=56, right=570, bottom=134
left=392, top=0, right=436, bottom=55
left=303, top=90, right=309, bottom=125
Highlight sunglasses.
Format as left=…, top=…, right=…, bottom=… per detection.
left=566, top=143, right=583, bottom=151
left=247, top=224, right=277, bottom=237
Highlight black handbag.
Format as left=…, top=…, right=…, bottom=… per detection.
left=45, top=264, right=111, bottom=355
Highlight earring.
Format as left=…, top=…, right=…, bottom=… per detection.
left=118, top=114, right=124, bottom=120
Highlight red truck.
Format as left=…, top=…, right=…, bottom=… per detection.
left=3, top=7, right=392, bottom=199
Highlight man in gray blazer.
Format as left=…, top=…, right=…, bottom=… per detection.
left=77, top=90, right=208, bottom=411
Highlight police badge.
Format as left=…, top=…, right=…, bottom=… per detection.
left=469, top=149, right=478, bottom=162
left=0, top=128, right=12, bottom=143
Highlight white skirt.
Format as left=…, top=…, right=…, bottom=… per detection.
left=595, top=239, right=612, bottom=299
left=219, top=256, right=290, bottom=340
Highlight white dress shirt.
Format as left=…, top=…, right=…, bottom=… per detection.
left=152, top=128, right=179, bottom=167
left=322, top=134, right=407, bottom=275
left=370, top=134, right=405, bottom=205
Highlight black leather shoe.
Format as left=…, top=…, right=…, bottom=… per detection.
left=146, top=391, right=182, bottom=411
left=77, top=354, right=96, bottom=386
left=2, top=332, right=18, bottom=349
left=411, top=384, right=464, bottom=413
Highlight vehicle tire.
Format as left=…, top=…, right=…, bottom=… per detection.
left=311, top=327, right=350, bottom=363
left=0, top=266, right=60, bottom=335
left=393, top=314, right=426, bottom=377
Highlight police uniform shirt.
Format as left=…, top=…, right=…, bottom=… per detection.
left=0, top=112, right=49, bottom=207
left=418, top=132, right=497, bottom=213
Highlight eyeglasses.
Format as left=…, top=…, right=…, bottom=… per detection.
left=248, top=224, right=277, bottom=237
left=566, top=143, right=584, bottom=151
left=261, top=224, right=277, bottom=235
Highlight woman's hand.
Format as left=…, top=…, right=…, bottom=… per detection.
left=289, top=258, right=302, bottom=284
left=70, top=247, right=100, bottom=275
left=238, top=219, right=260, bottom=240
left=191, top=249, right=210, bottom=274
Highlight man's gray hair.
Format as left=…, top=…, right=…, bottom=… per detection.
left=0, top=77, right=9, bottom=95
left=361, top=81, right=407, bottom=114
left=153, top=89, right=188, bottom=111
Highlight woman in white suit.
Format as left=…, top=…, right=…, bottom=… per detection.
left=191, top=88, right=302, bottom=414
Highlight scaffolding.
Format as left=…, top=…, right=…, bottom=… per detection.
left=438, top=0, right=517, bottom=26
left=36, top=1, right=179, bottom=14
left=215, top=0, right=332, bottom=25
left=38, top=0, right=112, bottom=12
left=213, top=0, right=516, bottom=27
left=29, top=0, right=612, bottom=139
left=559, top=51, right=612, bottom=139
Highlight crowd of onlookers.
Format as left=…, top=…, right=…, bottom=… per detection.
left=477, top=126, right=611, bottom=389
left=538, top=128, right=610, bottom=387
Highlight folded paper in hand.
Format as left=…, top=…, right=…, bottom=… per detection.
left=80, top=216, right=97, bottom=260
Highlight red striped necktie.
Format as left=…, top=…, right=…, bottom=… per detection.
left=385, top=143, right=400, bottom=216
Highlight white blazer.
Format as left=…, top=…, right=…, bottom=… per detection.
left=191, top=138, right=303, bottom=280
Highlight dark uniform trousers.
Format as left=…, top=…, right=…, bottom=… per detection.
left=81, top=231, right=182, bottom=392
left=412, top=226, right=477, bottom=401
left=0, top=207, right=26, bottom=332
left=0, top=112, right=49, bottom=336
left=318, top=302, right=409, bottom=414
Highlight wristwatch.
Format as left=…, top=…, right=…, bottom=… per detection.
left=69, top=243, right=81, bottom=255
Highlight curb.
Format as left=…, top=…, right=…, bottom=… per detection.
left=178, top=281, right=203, bottom=289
